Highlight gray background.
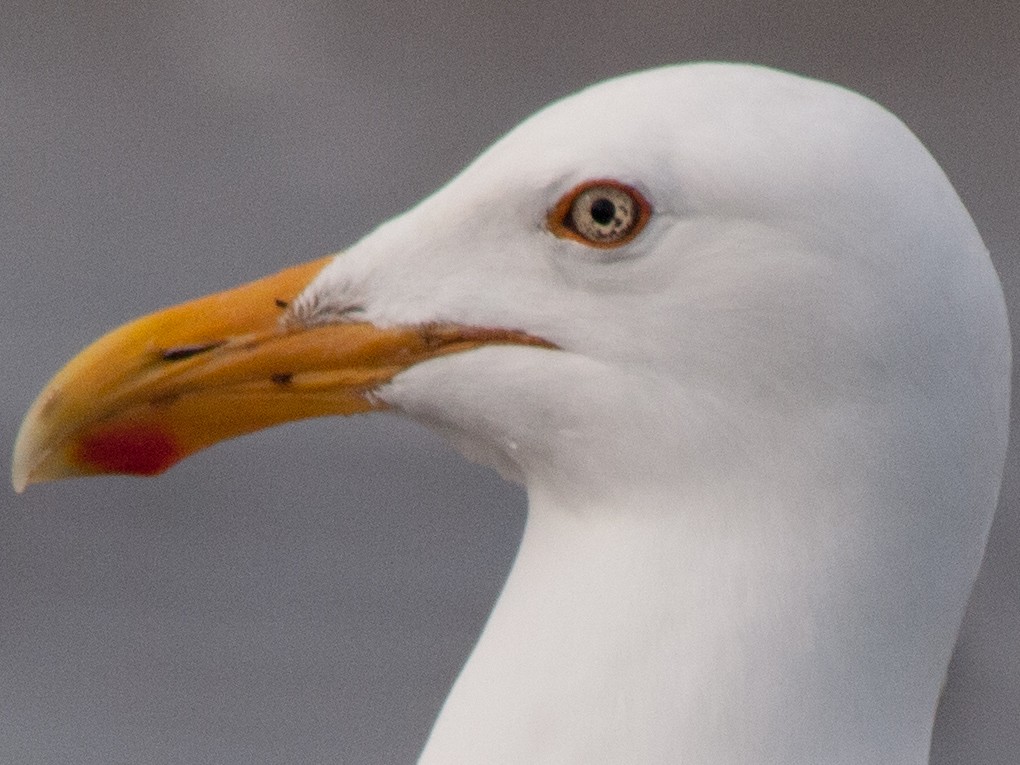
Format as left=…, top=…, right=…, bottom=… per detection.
left=2, top=1, right=1018, bottom=763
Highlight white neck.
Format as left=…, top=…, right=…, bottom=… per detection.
left=419, top=477, right=966, bottom=764
left=384, top=348, right=1000, bottom=765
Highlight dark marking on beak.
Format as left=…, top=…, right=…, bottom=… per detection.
left=270, top=372, right=293, bottom=386
left=274, top=298, right=289, bottom=309
left=151, top=391, right=181, bottom=407
left=161, top=342, right=226, bottom=362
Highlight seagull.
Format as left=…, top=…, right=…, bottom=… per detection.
left=12, top=63, right=1011, bottom=763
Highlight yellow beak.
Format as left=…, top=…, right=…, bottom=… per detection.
left=12, top=255, right=552, bottom=492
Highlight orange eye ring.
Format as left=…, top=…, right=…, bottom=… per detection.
left=547, top=179, right=651, bottom=248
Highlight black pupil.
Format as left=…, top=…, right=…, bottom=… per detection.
left=589, top=197, right=616, bottom=226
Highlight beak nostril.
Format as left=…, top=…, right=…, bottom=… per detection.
left=161, top=342, right=225, bottom=362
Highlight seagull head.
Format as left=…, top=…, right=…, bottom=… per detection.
left=12, top=61, right=1011, bottom=763
left=13, top=63, right=1008, bottom=506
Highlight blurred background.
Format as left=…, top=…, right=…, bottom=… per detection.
left=2, top=1, right=1018, bottom=762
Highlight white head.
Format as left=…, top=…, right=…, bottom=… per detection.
left=299, top=62, right=1007, bottom=506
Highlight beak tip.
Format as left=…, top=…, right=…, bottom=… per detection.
left=11, top=436, right=61, bottom=494
left=11, top=420, right=38, bottom=494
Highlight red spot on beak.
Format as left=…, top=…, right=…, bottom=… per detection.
left=76, top=425, right=182, bottom=476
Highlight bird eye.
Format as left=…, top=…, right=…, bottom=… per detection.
left=548, top=180, right=651, bottom=247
